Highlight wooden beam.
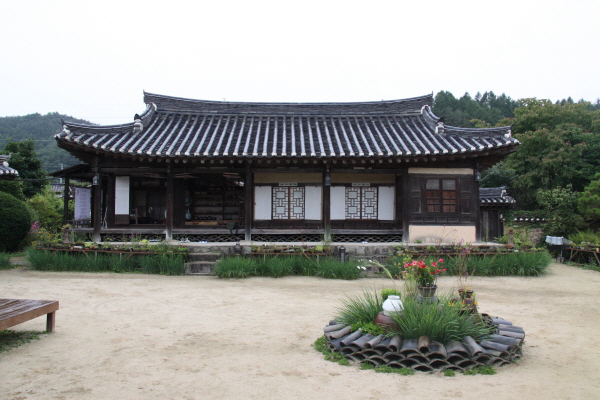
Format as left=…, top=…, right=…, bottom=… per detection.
left=166, top=167, right=174, bottom=240
left=62, top=176, right=70, bottom=225
left=244, top=170, right=253, bottom=241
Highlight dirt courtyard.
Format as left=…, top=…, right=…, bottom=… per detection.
left=1, top=263, right=600, bottom=400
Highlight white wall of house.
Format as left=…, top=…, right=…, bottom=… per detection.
left=305, top=186, right=322, bottom=220
left=115, top=176, right=130, bottom=215
left=254, top=186, right=272, bottom=220
left=378, top=186, right=395, bottom=220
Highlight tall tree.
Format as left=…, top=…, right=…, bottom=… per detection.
left=2, top=139, right=47, bottom=198
left=504, top=99, right=600, bottom=193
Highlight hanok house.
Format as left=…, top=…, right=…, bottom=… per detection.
left=0, top=155, right=19, bottom=180
left=53, top=92, right=519, bottom=244
left=479, top=186, right=516, bottom=242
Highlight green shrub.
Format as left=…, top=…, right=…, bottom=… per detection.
left=381, top=288, right=402, bottom=299
left=27, top=187, right=63, bottom=232
left=0, top=192, right=31, bottom=252
left=569, top=230, right=600, bottom=245
left=0, top=252, right=11, bottom=270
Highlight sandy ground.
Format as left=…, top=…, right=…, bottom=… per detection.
left=1, top=263, right=600, bottom=400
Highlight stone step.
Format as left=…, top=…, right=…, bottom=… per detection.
left=185, top=261, right=217, bottom=275
left=186, top=252, right=222, bottom=262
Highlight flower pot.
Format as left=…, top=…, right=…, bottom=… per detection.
left=418, top=285, right=437, bottom=298
left=374, top=311, right=398, bottom=332
left=382, top=295, right=404, bottom=316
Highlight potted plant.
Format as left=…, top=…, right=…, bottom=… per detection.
left=402, top=258, right=446, bottom=298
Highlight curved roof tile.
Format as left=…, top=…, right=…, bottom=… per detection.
left=57, top=92, right=519, bottom=160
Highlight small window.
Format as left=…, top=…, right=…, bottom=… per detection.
left=345, top=187, right=378, bottom=219
left=272, top=187, right=305, bottom=219
left=425, top=178, right=457, bottom=213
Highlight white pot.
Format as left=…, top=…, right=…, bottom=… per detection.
left=382, top=295, right=404, bottom=316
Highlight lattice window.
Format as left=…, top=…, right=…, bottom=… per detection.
left=345, top=187, right=378, bottom=219
left=425, top=179, right=457, bottom=213
left=272, top=187, right=305, bottom=219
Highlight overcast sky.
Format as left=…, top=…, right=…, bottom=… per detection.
left=1, top=0, right=599, bottom=125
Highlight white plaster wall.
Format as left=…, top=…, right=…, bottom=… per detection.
left=254, top=186, right=272, bottom=220
left=305, top=186, right=322, bottom=220
left=330, top=186, right=346, bottom=220
left=115, top=176, right=130, bottom=215
left=408, top=225, right=476, bottom=243
left=378, top=186, right=395, bottom=220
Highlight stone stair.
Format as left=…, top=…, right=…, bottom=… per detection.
left=184, top=251, right=222, bottom=276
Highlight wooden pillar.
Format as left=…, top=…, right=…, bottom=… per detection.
left=62, top=176, right=70, bottom=225
left=105, top=174, right=115, bottom=229
left=401, top=168, right=410, bottom=242
left=474, top=163, right=481, bottom=241
left=395, top=173, right=402, bottom=231
left=92, top=168, right=102, bottom=243
left=244, top=169, right=253, bottom=241
left=323, top=169, right=331, bottom=240
left=166, top=167, right=174, bottom=240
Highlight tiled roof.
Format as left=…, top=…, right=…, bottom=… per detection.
left=0, top=155, right=19, bottom=179
left=56, top=92, right=519, bottom=160
left=479, top=186, right=516, bottom=204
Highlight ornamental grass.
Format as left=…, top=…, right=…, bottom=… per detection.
left=388, top=293, right=492, bottom=342
left=215, top=256, right=360, bottom=279
left=26, top=248, right=185, bottom=275
left=333, top=288, right=492, bottom=343
left=387, top=251, right=551, bottom=278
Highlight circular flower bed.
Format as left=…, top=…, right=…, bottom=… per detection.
left=323, top=314, right=524, bottom=372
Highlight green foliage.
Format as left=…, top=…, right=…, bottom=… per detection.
left=1, top=139, right=47, bottom=198
left=0, top=330, right=51, bottom=353
left=578, top=173, right=600, bottom=221
left=463, top=366, right=497, bottom=375
left=433, top=91, right=519, bottom=128
left=568, top=230, right=600, bottom=245
left=0, top=179, right=25, bottom=200
left=374, top=366, right=414, bottom=375
left=313, top=336, right=351, bottom=366
left=444, top=369, right=456, bottom=377
left=480, top=162, right=516, bottom=188
left=0, top=253, right=12, bottom=270
left=0, top=112, right=92, bottom=173
left=380, top=288, right=402, bottom=300
left=215, top=256, right=359, bottom=279
left=0, top=192, right=32, bottom=252
left=438, top=252, right=551, bottom=277
left=505, top=99, right=600, bottom=193
left=350, top=322, right=386, bottom=336
left=27, top=186, right=63, bottom=232
left=214, top=257, right=256, bottom=278
left=26, top=248, right=185, bottom=275
left=335, top=289, right=383, bottom=328
left=388, top=293, right=492, bottom=343
left=315, top=258, right=362, bottom=280
left=537, top=185, right=584, bottom=236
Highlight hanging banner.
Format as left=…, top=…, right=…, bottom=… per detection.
left=74, top=187, right=92, bottom=220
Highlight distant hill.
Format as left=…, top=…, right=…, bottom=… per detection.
left=0, top=112, right=94, bottom=173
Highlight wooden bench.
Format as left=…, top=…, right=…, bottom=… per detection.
left=0, top=299, right=59, bottom=332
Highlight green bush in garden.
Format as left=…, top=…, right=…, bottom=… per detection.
left=0, top=192, right=31, bottom=252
